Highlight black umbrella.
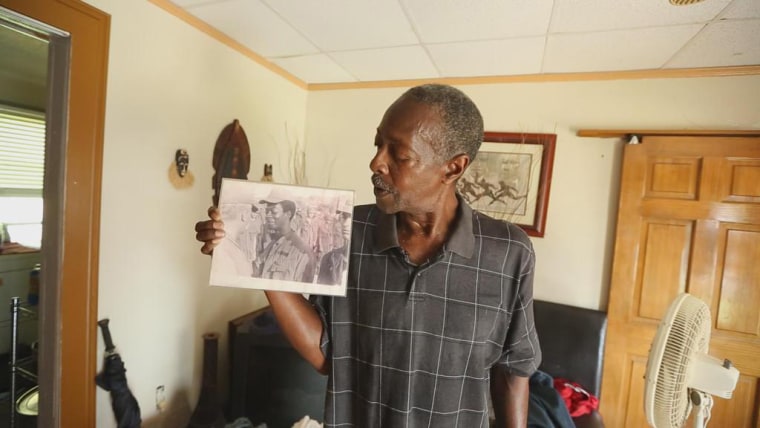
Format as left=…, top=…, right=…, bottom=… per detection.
left=95, top=318, right=142, bottom=428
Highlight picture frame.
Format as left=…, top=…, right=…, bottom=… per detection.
left=210, top=179, right=354, bottom=296
left=457, top=131, right=556, bottom=237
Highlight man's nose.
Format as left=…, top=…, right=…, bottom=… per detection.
left=369, top=147, right=388, bottom=174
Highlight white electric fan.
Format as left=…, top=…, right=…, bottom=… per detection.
left=644, top=293, right=740, bottom=428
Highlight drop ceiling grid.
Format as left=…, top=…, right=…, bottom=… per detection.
left=166, top=0, right=760, bottom=85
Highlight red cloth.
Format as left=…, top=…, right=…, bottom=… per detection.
left=553, top=377, right=600, bottom=417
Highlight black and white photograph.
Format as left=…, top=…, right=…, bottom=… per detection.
left=210, top=179, right=354, bottom=296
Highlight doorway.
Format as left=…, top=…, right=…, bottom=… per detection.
left=0, top=6, right=69, bottom=427
left=0, top=1, right=109, bottom=426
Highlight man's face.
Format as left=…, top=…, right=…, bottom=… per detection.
left=369, top=97, right=447, bottom=214
left=265, top=203, right=290, bottom=231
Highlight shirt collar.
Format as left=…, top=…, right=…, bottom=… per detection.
left=373, top=194, right=475, bottom=259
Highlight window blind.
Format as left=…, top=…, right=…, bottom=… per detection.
left=0, top=107, right=46, bottom=197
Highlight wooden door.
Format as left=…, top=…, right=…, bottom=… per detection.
left=601, top=136, right=760, bottom=427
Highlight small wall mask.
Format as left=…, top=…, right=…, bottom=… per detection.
left=176, top=149, right=190, bottom=177
left=169, top=148, right=195, bottom=189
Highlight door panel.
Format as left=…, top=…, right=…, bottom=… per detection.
left=601, top=136, right=760, bottom=427
left=624, top=357, right=648, bottom=428
left=645, top=156, right=701, bottom=199
left=716, top=226, right=760, bottom=335
left=637, top=220, right=692, bottom=320
left=721, top=159, right=760, bottom=203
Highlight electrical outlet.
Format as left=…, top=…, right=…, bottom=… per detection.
left=155, top=385, right=166, bottom=412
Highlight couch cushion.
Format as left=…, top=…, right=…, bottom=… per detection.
left=532, top=300, right=607, bottom=397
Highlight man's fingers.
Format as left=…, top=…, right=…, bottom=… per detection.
left=207, top=205, right=221, bottom=221
left=200, top=239, right=222, bottom=255
left=196, top=207, right=224, bottom=255
left=195, top=220, right=224, bottom=233
left=195, top=228, right=225, bottom=242
left=194, top=221, right=208, bottom=233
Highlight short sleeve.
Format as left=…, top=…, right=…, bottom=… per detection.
left=308, top=294, right=331, bottom=358
left=496, top=232, right=542, bottom=377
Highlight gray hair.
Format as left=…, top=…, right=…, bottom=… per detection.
left=401, top=84, right=484, bottom=163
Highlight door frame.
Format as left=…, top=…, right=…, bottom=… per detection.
left=0, top=0, right=108, bottom=426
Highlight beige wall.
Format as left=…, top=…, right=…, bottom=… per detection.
left=84, top=0, right=307, bottom=426
left=82, top=0, right=760, bottom=425
left=304, top=76, right=760, bottom=312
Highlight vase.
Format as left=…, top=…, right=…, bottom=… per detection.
left=187, top=333, right=226, bottom=428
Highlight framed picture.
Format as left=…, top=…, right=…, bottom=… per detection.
left=457, top=131, right=556, bottom=237
left=210, top=179, right=354, bottom=296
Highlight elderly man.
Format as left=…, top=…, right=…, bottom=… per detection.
left=196, top=84, right=540, bottom=427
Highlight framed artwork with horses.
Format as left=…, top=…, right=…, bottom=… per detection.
left=457, top=131, right=556, bottom=237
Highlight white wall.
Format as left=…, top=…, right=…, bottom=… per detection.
left=304, top=76, right=760, bottom=311
left=84, top=1, right=307, bottom=426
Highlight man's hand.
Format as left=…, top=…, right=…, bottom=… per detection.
left=194, top=206, right=225, bottom=255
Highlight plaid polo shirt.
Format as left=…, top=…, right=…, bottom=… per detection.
left=310, top=198, right=541, bottom=427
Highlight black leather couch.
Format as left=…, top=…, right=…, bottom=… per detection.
left=533, top=299, right=607, bottom=428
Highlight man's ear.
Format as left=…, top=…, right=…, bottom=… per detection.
left=443, top=154, right=470, bottom=184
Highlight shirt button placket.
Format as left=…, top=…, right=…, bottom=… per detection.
left=409, top=268, right=426, bottom=301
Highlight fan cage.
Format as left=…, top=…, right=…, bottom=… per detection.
left=652, top=295, right=711, bottom=428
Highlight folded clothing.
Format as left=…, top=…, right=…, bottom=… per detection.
left=553, top=377, right=600, bottom=418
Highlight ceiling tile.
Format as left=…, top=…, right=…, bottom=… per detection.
left=720, top=0, right=760, bottom=19
left=262, top=0, right=417, bottom=51
left=167, top=0, right=760, bottom=84
left=272, top=54, right=357, bottom=84
left=428, top=37, right=546, bottom=77
left=544, top=24, right=704, bottom=73
left=666, top=19, right=760, bottom=68
left=402, top=0, right=553, bottom=43
left=330, top=46, right=439, bottom=82
left=550, top=0, right=732, bottom=33
left=184, top=0, right=318, bottom=57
